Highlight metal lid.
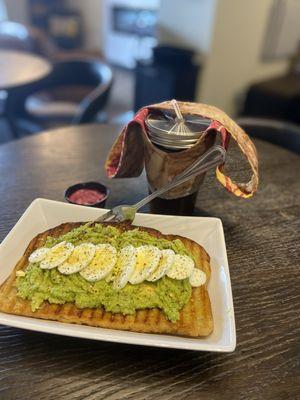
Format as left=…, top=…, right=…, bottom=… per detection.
left=145, top=113, right=211, bottom=150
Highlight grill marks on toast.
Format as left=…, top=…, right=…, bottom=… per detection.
left=0, top=222, right=213, bottom=337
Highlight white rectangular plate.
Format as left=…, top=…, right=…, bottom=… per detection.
left=0, top=199, right=236, bottom=352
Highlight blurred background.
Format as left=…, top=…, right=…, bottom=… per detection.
left=0, top=0, right=299, bottom=152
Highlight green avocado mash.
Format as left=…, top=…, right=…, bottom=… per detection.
left=16, top=224, right=193, bottom=322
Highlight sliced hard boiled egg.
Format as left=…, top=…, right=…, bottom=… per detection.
left=167, top=254, right=194, bottom=280
left=112, top=245, right=137, bottom=290
left=80, top=244, right=117, bottom=282
left=29, top=247, right=50, bottom=264
left=189, top=268, right=206, bottom=287
left=109, top=245, right=137, bottom=290
left=58, top=243, right=96, bottom=275
left=40, top=241, right=74, bottom=270
left=147, top=249, right=175, bottom=282
left=129, top=245, right=161, bottom=285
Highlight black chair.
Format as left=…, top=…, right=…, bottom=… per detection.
left=7, top=58, right=113, bottom=136
left=236, top=117, right=300, bottom=155
left=242, top=74, right=300, bottom=125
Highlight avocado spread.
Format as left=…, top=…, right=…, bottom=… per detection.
left=16, top=224, right=193, bottom=322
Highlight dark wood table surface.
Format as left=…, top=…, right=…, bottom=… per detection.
left=0, top=124, right=299, bottom=400
left=0, top=50, right=52, bottom=90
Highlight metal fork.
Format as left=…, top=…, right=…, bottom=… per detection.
left=93, top=145, right=226, bottom=223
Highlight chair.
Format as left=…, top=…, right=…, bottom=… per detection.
left=242, top=74, right=300, bottom=125
left=7, top=58, right=113, bottom=135
left=236, top=117, right=300, bottom=155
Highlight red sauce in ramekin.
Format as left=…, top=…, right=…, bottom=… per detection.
left=68, top=189, right=106, bottom=205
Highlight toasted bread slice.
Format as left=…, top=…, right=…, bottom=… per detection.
left=0, top=222, right=213, bottom=337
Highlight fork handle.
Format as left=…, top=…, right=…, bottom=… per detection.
left=133, top=145, right=226, bottom=211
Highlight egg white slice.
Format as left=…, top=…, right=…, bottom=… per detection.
left=166, top=254, right=194, bottom=280
left=129, top=245, right=161, bottom=285
left=147, top=249, right=175, bottom=282
left=80, top=244, right=117, bottom=282
left=29, top=247, right=50, bottom=264
left=189, top=268, right=206, bottom=287
left=58, top=243, right=96, bottom=275
left=112, top=245, right=137, bottom=290
left=40, top=241, right=74, bottom=270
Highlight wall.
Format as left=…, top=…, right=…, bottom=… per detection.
left=66, top=0, right=217, bottom=62
left=67, top=0, right=104, bottom=51
left=0, top=0, right=7, bottom=21
left=158, top=0, right=217, bottom=58
left=198, top=0, right=289, bottom=116
left=71, top=0, right=217, bottom=56
left=4, top=0, right=29, bottom=24
left=102, top=0, right=159, bottom=68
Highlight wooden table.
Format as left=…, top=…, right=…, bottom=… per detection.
left=0, top=125, right=299, bottom=400
left=0, top=50, right=52, bottom=90
left=0, top=50, right=52, bottom=138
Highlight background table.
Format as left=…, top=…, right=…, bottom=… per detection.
left=0, top=50, right=52, bottom=90
left=0, top=50, right=52, bottom=138
left=0, top=50, right=52, bottom=139
left=0, top=124, right=299, bottom=400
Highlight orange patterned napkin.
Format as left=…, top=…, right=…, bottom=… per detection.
left=105, top=101, right=259, bottom=198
